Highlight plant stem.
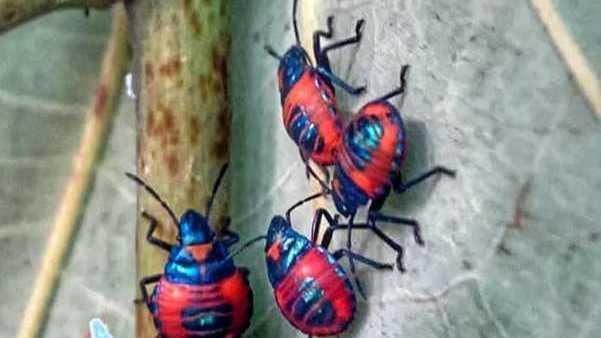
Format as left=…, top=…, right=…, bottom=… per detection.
left=15, top=5, right=128, bottom=338
left=125, top=1, right=231, bottom=337
left=530, top=0, right=601, bottom=117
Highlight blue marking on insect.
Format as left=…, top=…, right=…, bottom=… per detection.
left=279, top=46, right=309, bottom=99
left=89, top=318, right=113, bottom=338
left=178, top=210, right=214, bottom=245
left=182, top=304, right=233, bottom=332
left=346, top=116, right=383, bottom=169
left=300, top=123, right=319, bottom=152
left=164, top=241, right=236, bottom=284
left=307, top=301, right=335, bottom=326
left=266, top=216, right=311, bottom=287
left=161, top=209, right=236, bottom=285
left=290, top=109, right=310, bottom=144
left=291, top=277, right=323, bottom=318
left=333, top=165, right=369, bottom=217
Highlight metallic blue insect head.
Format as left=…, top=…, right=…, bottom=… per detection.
left=178, top=209, right=214, bottom=246
left=279, top=46, right=308, bottom=93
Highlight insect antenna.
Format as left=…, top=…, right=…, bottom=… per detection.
left=293, top=0, right=301, bottom=45
left=285, top=191, right=330, bottom=224
left=125, top=172, right=179, bottom=228
left=264, top=45, right=283, bottom=60
left=226, top=235, right=267, bottom=260
left=206, top=163, right=229, bottom=222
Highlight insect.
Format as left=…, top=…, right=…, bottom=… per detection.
left=126, top=164, right=253, bottom=338
left=265, top=0, right=366, bottom=179
left=230, top=198, right=404, bottom=337
left=329, top=65, right=456, bottom=277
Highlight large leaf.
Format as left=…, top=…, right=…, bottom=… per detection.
left=229, top=0, right=601, bottom=337
left=0, top=1, right=599, bottom=338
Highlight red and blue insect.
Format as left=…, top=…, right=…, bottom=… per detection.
left=232, top=198, right=402, bottom=337
left=127, top=164, right=253, bottom=338
left=265, top=0, right=366, bottom=174
left=328, top=65, right=456, bottom=277
left=267, top=199, right=405, bottom=336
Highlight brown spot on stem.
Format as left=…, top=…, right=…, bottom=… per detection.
left=189, top=116, right=201, bottom=145
left=144, top=62, right=154, bottom=83
left=156, top=101, right=180, bottom=148
left=169, top=133, right=179, bottom=146
left=210, top=105, right=231, bottom=160
left=164, top=152, right=180, bottom=176
left=210, top=48, right=229, bottom=96
left=3, top=8, right=17, bottom=24
left=212, top=77, right=222, bottom=93
left=164, top=109, right=175, bottom=132
left=138, top=156, right=145, bottom=173
left=158, top=101, right=175, bottom=132
left=146, top=108, right=156, bottom=136
left=212, top=44, right=229, bottom=79
left=190, top=11, right=202, bottom=34
left=208, top=39, right=231, bottom=160
left=94, top=85, right=108, bottom=117
left=182, top=0, right=202, bottom=34
left=159, top=58, right=182, bottom=77
left=198, top=74, right=210, bottom=100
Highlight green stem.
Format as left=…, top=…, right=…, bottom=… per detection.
left=125, top=1, right=231, bottom=337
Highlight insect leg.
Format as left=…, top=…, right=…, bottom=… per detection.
left=298, top=149, right=331, bottom=191
left=316, top=67, right=366, bottom=95
left=310, top=210, right=370, bottom=298
left=368, top=65, right=410, bottom=103
left=312, top=16, right=335, bottom=71
left=310, top=208, right=338, bottom=243
left=221, top=229, right=240, bottom=248
left=333, top=249, right=393, bottom=270
left=299, top=149, right=312, bottom=180
left=285, top=191, right=329, bottom=225
left=393, top=165, right=456, bottom=193
left=324, top=220, right=410, bottom=272
left=320, top=19, right=365, bottom=59
left=218, top=216, right=240, bottom=247
left=264, top=45, right=283, bottom=60
left=136, top=274, right=162, bottom=313
left=142, top=212, right=174, bottom=252
left=206, top=163, right=229, bottom=221
left=345, top=214, right=361, bottom=297
left=333, top=244, right=393, bottom=299
left=312, top=17, right=366, bottom=96
left=368, top=211, right=424, bottom=247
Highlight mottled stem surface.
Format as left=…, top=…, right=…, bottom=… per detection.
left=125, top=1, right=231, bottom=337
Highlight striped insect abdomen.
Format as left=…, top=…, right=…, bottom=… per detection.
left=152, top=271, right=252, bottom=338
left=334, top=102, right=406, bottom=211
left=282, top=69, right=342, bottom=165
left=275, top=247, right=356, bottom=336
